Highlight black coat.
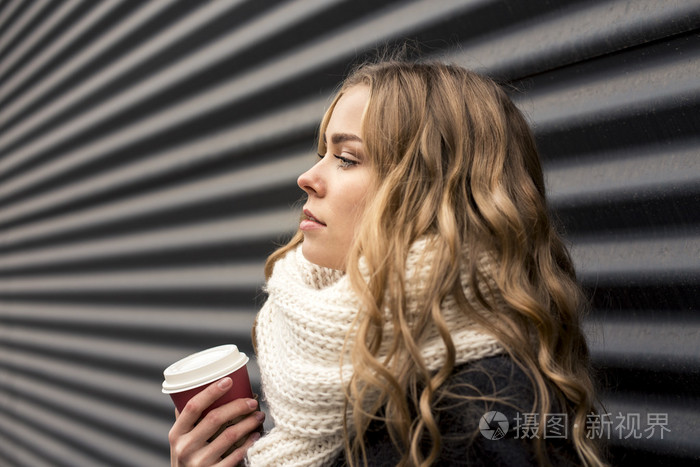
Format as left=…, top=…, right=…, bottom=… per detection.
left=334, top=355, right=581, bottom=466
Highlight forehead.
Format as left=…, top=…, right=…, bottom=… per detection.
left=325, top=85, right=370, bottom=137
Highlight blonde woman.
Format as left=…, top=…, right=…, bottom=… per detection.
left=169, top=60, right=607, bottom=466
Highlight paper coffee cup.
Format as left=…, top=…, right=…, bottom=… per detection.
left=162, top=344, right=254, bottom=416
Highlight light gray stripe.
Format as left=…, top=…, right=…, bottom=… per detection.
left=0, top=0, right=326, bottom=173
left=0, top=0, right=177, bottom=142
left=0, top=384, right=167, bottom=466
left=447, top=0, right=700, bottom=76
left=0, top=325, right=196, bottom=372
left=0, top=0, right=83, bottom=80
left=0, top=209, right=297, bottom=270
left=585, top=315, right=700, bottom=368
left=0, top=101, right=321, bottom=229
left=0, top=302, right=256, bottom=335
left=0, top=414, right=97, bottom=467
left=0, top=0, right=26, bottom=33
left=571, top=233, right=700, bottom=282
left=0, top=263, right=265, bottom=292
left=0, top=0, right=483, bottom=202
left=0, top=0, right=122, bottom=105
left=513, top=49, right=698, bottom=131
left=0, top=0, right=50, bottom=55
left=0, top=150, right=307, bottom=246
left=547, top=143, right=700, bottom=205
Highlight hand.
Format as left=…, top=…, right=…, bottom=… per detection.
left=169, top=377, right=265, bottom=466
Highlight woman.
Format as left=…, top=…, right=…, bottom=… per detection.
left=169, top=60, right=607, bottom=466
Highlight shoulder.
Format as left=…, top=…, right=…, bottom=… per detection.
left=436, top=353, right=537, bottom=429
left=435, top=354, right=579, bottom=466
left=433, top=354, right=538, bottom=466
left=336, top=354, right=580, bottom=466
left=444, top=353, right=533, bottom=401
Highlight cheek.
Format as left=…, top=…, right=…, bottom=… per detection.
left=332, top=171, right=372, bottom=239
left=344, top=183, right=371, bottom=226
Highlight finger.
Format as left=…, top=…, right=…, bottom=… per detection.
left=215, top=417, right=264, bottom=467
left=170, top=377, right=233, bottom=437
left=188, top=410, right=264, bottom=467
left=190, top=397, right=260, bottom=444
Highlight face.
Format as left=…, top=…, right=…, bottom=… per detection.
left=297, top=85, right=372, bottom=270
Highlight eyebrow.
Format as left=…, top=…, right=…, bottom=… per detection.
left=323, top=132, right=363, bottom=145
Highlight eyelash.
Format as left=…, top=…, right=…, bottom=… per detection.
left=317, top=153, right=357, bottom=168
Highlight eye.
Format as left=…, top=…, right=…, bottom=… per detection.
left=334, top=154, right=357, bottom=168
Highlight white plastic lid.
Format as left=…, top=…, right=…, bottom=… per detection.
left=161, top=344, right=249, bottom=394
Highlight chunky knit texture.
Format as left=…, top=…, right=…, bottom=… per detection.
left=247, top=239, right=503, bottom=466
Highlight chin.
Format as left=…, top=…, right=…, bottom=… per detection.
left=301, top=242, right=343, bottom=271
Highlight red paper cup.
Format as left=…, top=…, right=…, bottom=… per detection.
left=162, top=344, right=254, bottom=416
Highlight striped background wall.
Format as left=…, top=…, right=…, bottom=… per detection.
left=0, top=0, right=698, bottom=465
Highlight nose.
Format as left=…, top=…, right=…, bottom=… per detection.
left=297, top=162, right=325, bottom=197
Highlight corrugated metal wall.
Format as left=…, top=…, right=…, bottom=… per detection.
left=0, top=0, right=697, bottom=465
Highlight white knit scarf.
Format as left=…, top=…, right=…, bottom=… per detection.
left=247, top=239, right=503, bottom=467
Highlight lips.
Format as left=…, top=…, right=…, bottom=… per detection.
left=303, top=209, right=326, bottom=226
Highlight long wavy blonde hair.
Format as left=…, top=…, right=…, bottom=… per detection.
left=265, top=60, right=605, bottom=466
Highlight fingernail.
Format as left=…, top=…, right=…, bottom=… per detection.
left=217, top=377, right=232, bottom=390
left=255, top=411, right=265, bottom=421
left=250, top=432, right=261, bottom=442
left=246, top=398, right=258, bottom=409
